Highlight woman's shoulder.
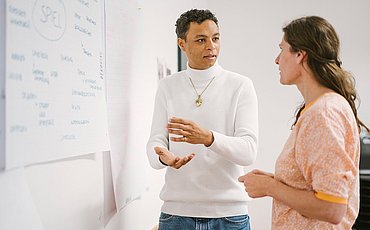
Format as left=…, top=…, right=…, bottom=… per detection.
left=303, top=92, right=355, bottom=125
left=313, top=93, right=351, bottom=113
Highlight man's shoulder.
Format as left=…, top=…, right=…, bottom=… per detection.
left=158, top=70, right=186, bottom=87
left=221, top=69, right=253, bottom=85
left=163, top=70, right=186, bottom=80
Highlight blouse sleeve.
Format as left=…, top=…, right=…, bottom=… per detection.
left=295, top=104, right=359, bottom=203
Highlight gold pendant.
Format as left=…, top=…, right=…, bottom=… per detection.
left=195, top=96, right=202, bottom=107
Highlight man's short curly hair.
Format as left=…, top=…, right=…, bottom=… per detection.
left=175, top=9, right=218, bottom=40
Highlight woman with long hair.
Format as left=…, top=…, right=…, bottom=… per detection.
left=239, top=16, right=369, bottom=229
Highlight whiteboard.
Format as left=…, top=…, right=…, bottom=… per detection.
left=0, top=1, right=5, bottom=169
left=3, top=0, right=110, bottom=169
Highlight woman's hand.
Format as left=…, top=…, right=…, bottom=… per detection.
left=238, top=169, right=275, bottom=198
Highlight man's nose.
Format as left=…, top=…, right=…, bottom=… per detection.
left=206, top=39, right=216, bottom=50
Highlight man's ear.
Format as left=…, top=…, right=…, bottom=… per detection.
left=178, top=38, right=185, bottom=51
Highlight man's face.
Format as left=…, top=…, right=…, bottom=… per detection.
left=178, top=20, right=220, bottom=70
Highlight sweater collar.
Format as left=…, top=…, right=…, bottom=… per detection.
left=186, top=61, right=222, bottom=81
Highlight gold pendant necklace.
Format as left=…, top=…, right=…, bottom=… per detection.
left=189, top=76, right=216, bottom=107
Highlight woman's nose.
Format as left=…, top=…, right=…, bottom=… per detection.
left=275, top=54, right=280, bottom=65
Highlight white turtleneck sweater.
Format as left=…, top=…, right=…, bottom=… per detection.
left=146, top=62, right=259, bottom=217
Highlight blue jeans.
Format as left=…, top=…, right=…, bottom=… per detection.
left=158, top=212, right=250, bottom=230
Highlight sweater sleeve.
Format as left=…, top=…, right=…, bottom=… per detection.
left=146, top=81, right=169, bottom=169
left=208, top=79, right=259, bottom=166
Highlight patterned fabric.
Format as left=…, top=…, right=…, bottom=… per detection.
left=272, top=93, right=360, bottom=230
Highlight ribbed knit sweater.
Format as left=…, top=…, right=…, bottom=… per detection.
left=146, top=62, right=259, bottom=217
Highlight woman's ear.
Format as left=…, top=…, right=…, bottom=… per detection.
left=296, top=50, right=307, bottom=64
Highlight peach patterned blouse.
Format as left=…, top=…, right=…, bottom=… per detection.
left=272, top=93, right=360, bottom=230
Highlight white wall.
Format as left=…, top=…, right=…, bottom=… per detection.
left=107, top=2, right=370, bottom=230
left=0, top=155, right=105, bottom=230
left=1, top=0, right=105, bottom=227
left=104, top=1, right=208, bottom=230
left=1, top=1, right=369, bottom=230
left=2, top=1, right=208, bottom=230
left=210, top=0, right=370, bottom=229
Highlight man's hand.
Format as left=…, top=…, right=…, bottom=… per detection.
left=154, top=147, right=195, bottom=169
left=167, top=117, right=214, bottom=147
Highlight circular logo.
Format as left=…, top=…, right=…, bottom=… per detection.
left=32, top=0, right=66, bottom=41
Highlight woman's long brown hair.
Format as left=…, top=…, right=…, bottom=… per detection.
left=283, top=16, right=369, bottom=133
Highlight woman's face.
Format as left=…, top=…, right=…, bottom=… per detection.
left=275, top=36, right=302, bottom=85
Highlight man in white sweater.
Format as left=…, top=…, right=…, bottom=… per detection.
left=146, top=9, right=258, bottom=230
